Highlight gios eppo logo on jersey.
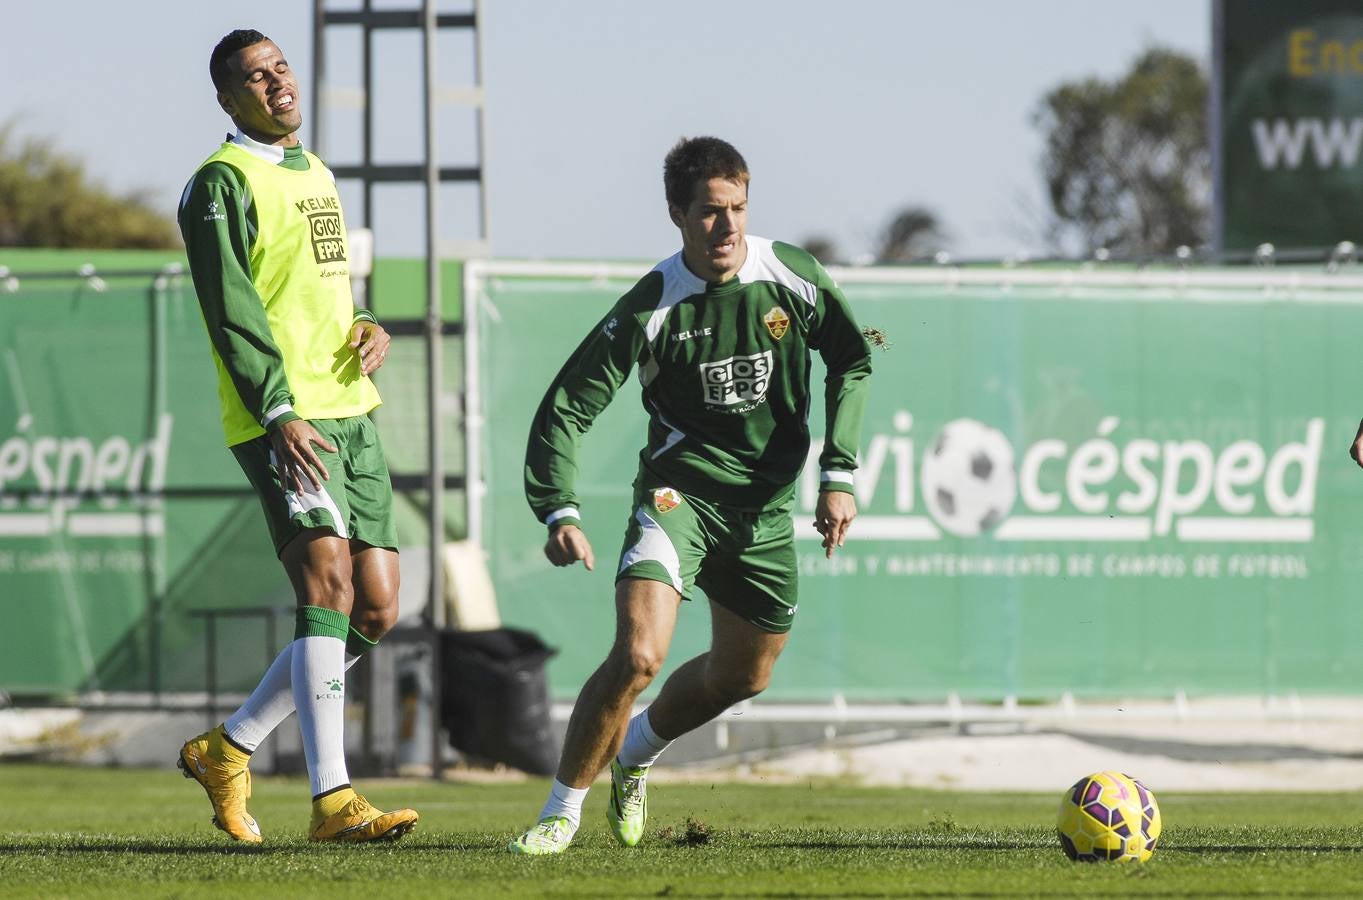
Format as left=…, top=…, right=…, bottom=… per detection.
left=699, top=351, right=772, bottom=408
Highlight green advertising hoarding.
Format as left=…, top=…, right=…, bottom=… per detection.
left=1217, top=0, right=1363, bottom=252
left=0, top=275, right=290, bottom=696
left=7, top=257, right=1363, bottom=705
left=0, top=257, right=465, bottom=698
left=474, top=264, right=1363, bottom=702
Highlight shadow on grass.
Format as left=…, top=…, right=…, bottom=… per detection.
left=0, top=839, right=269, bottom=855
left=687, top=829, right=1057, bottom=852
left=0, top=835, right=517, bottom=855
left=761, top=839, right=1053, bottom=851
left=1173, top=845, right=1363, bottom=855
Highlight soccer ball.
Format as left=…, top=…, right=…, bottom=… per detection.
left=1057, top=771, right=1162, bottom=863
left=920, top=418, right=1016, bottom=536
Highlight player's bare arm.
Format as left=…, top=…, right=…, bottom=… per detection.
left=269, top=419, right=336, bottom=492
left=545, top=523, right=595, bottom=571
left=350, top=320, right=391, bottom=376
left=1349, top=419, right=1363, bottom=468
left=814, top=491, right=857, bottom=559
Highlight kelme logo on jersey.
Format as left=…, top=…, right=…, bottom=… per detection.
left=699, top=351, right=772, bottom=408
left=764, top=306, right=790, bottom=340
left=653, top=487, right=682, bottom=514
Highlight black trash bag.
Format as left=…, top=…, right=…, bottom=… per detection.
left=440, top=627, right=559, bottom=775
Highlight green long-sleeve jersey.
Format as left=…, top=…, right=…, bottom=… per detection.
left=178, top=131, right=378, bottom=446
left=525, top=236, right=873, bottom=527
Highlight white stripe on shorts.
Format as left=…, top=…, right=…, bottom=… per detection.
left=271, top=449, right=349, bottom=539
left=618, top=507, right=682, bottom=593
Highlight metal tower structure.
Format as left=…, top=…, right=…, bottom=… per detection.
left=311, top=0, right=489, bottom=775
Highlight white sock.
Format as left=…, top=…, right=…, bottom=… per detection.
left=538, top=780, right=589, bottom=829
left=291, top=635, right=350, bottom=797
left=224, top=642, right=360, bottom=752
left=617, top=707, right=672, bottom=769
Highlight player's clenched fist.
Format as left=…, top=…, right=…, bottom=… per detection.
left=545, top=523, right=595, bottom=571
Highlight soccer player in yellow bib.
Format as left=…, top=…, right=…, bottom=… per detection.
left=175, top=29, right=417, bottom=844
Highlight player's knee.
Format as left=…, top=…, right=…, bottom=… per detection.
left=299, top=570, right=355, bottom=612
left=710, top=667, right=770, bottom=705
left=611, top=644, right=665, bottom=691
left=350, top=601, right=397, bottom=641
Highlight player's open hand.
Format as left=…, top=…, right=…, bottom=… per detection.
left=270, top=419, right=336, bottom=493
left=349, top=320, right=391, bottom=376
left=814, top=490, right=857, bottom=559
left=545, top=523, right=595, bottom=571
left=1350, top=419, right=1363, bottom=469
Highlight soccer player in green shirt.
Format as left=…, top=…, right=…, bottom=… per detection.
left=509, top=137, right=873, bottom=854
left=175, top=29, right=417, bottom=844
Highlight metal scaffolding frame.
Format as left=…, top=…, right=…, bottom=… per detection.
left=311, top=0, right=489, bottom=776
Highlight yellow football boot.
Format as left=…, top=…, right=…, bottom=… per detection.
left=177, top=725, right=262, bottom=843
left=309, top=790, right=419, bottom=843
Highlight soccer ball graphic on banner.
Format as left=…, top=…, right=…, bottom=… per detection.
left=920, top=418, right=1017, bottom=536
left=1057, top=771, right=1162, bottom=863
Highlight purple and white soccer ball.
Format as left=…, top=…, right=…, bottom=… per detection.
left=921, top=418, right=1017, bottom=537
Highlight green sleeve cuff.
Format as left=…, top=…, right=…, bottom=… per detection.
left=544, top=507, right=582, bottom=531
left=819, top=481, right=855, bottom=495
left=265, top=410, right=302, bottom=433
left=548, top=516, right=582, bottom=532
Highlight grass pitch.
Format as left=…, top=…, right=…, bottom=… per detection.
left=2, top=763, right=1362, bottom=897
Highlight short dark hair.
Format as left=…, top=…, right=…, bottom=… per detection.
left=210, top=29, right=269, bottom=91
left=663, top=137, right=749, bottom=209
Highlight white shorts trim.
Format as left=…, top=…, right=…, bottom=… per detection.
left=618, top=508, right=682, bottom=594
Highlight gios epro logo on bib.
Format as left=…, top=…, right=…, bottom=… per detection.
left=295, top=196, right=346, bottom=264
left=699, top=351, right=772, bottom=408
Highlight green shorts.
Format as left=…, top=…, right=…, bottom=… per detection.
left=616, top=483, right=798, bottom=634
left=231, top=415, right=398, bottom=556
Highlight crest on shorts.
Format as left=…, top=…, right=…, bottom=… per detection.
left=763, top=305, right=790, bottom=340
left=653, top=487, right=682, bottom=514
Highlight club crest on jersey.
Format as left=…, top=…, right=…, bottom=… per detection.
left=653, top=487, right=682, bottom=514
left=763, top=305, right=790, bottom=340
left=699, top=351, right=772, bottom=408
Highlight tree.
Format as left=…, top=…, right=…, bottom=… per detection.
left=0, top=120, right=179, bottom=249
left=803, top=206, right=947, bottom=267
left=875, top=206, right=948, bottom=263
left=1033, top=48, right=1209, bottom=257
left=799, top=235, right=841, bottom=265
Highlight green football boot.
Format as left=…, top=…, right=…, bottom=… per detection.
left=507, top=815, right=576, bottom=855
left=607, top=758, right=649, bottom=847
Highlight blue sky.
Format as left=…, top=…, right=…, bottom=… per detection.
left=2, top=1, right=1207, bottom=261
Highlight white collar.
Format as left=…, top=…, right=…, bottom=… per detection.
left=228, top=129, right=296, bottom=165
